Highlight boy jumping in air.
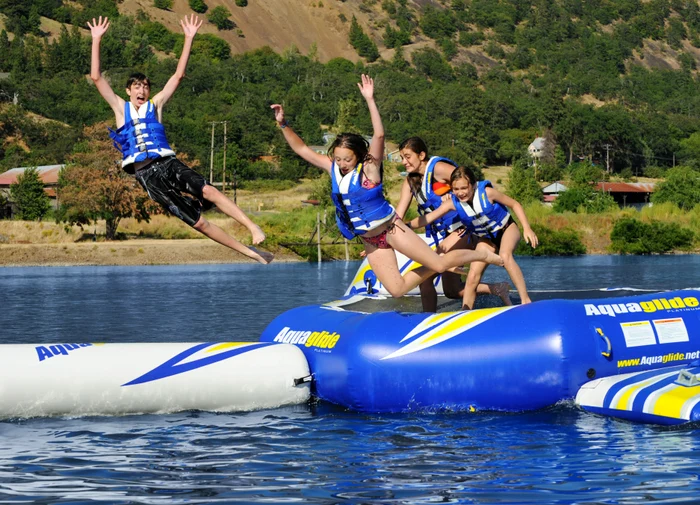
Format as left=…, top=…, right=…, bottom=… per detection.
left=88, top=15, right=273, bottom=264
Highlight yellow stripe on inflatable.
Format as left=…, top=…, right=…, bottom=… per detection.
left=651, top=383, right=700, bottom=420
left=613, top=379, right=656, bottom=411
left=349, top=263, right=373, bottom=287
left=207, top=342, right=252, bottom=352
left=421, top=307, right=505, bottom=345
left=383, top=306, right=512, bottom=359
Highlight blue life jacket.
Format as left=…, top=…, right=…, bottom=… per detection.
left=109, top=101, right=175, bottom=172
left=452, top=180, right=511, bottom=239
left=413, top=156, right=462, bottom=242
left=330, top=162, right=396, bottom=240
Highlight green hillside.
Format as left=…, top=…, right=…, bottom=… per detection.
left=2, top=0, right=700, bottom=180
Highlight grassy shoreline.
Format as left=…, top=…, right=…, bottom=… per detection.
left=1, top=171, right=698, bottom=267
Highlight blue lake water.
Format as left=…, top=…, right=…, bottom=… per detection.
left=1, top=255, right=700, bottom=504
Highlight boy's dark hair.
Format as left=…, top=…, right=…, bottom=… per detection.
left=126, top=72, right=151, bottom=89
left=450, top=166, right=477, bottom=186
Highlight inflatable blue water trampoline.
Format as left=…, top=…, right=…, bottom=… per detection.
left=260, top=288, right=700, bottom=424
left=258, top=245, right=700, bottom=426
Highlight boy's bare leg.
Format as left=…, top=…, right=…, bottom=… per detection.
left=193, top=217, right=273, bottom=264
left=201, top=185, right=266, bottom=244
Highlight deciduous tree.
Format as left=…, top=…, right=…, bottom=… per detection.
left=57, top=123, right=159, bottom=239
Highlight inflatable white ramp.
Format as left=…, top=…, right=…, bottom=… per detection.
left=576, top=361, right=700, bottom=425
left=345, top=233, right=446, bottom=297
left=344, top=233, right=510, bottom=309
left=0, top=342, right=311, bottom=418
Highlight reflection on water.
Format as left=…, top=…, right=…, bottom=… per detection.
left=1, top=256, right=700, bottom=503
left=0, top=407, right=698, bottom=504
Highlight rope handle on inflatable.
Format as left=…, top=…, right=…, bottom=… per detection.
left=596, top=328, right=612, bottom=359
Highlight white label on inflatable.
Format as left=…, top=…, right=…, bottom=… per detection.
left=653, top=318, right=689, bottom=344
left=620, top=321, right=656, bottom=347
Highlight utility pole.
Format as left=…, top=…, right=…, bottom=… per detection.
left=209, top=122, right=216, bottom=182
left=603, top=144, right=612, bottom=173
left=222, top=121, right=228, bottom=194
left=208, top=120, right=228, bottom=189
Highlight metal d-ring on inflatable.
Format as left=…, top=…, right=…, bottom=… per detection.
left=259, top=289, right=700, bottom=424
left=0, top=342, right=311, bottom=418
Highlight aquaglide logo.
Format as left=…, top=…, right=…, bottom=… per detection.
left=273, top=327, right=340, bottom=349
left=585, top=296, right=699, bottom=317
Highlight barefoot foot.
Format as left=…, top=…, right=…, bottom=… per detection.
left=484, top=250, right=504, bottom=267
left=250, top=225, right=266, bottom=245
left=249, top=247, right=274, bottom=264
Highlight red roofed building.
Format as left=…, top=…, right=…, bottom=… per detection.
left=595, top=182, right=656, bottom=209
left=0, top=164, right=64, bottom=217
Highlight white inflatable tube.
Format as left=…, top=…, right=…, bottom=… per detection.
left=0, top=342, right=311, bottom=418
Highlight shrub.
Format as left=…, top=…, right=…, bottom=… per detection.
left=535, top=162, right=562, bottom=182
left=609, top=217, right=695, bottom=254
left=651, top=166, right=700, bottom=211
left=566, top=161, right=606, bottom=185
left=553, top=187, right=617, bottom=213
left=458, top=30, right=484, bottom=47
left=235, top=0, right=248, bottom=6
left=308, top=173, right=333, bottom=206
left=505, top=159, right=542, bottom=204
left=153, top=0, right=173, bottom=10
left=514, top=224, right=586, bottom=256
left=642, top=165, right=666, bottom=178
left=138, top=22, right=177, bottom=52
left=189, top=0, right=208, bottom=13
left=208, top=5, right=234, bottom=30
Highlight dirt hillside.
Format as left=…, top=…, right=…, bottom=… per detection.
left=119, top=0, right=371, bottom=63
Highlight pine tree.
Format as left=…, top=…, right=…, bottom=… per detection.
left=10, top=167, right=51, bottom=220
left=348, top=16, right=379, bottom=62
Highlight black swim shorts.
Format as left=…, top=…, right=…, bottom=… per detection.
left=134, top=156, right=214, bottom=227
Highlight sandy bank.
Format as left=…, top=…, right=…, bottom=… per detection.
left=0, top=239, right=302, bottom=267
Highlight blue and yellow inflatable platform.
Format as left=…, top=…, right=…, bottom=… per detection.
left=260, top=289, right=700, bottom=424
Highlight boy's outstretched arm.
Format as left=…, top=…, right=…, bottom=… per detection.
left=88, top=16, right=124, bottom=117
left=153, top=14, right=202, bottom=108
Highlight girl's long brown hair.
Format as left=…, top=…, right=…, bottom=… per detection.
left=399, top=137, right=429, bottom=197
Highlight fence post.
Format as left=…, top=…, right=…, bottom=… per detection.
left=317, top=212, right=321, bottom=265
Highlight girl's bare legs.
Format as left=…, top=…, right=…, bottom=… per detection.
left=201, top=185, right=266, bottom=244
left=368, top=221, right=503, bottom=298
left=438, top=232, right=512, bottom=307
left=499, top=222, right=531, bottom=304
left=461, top=241, right=493, bottom=310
